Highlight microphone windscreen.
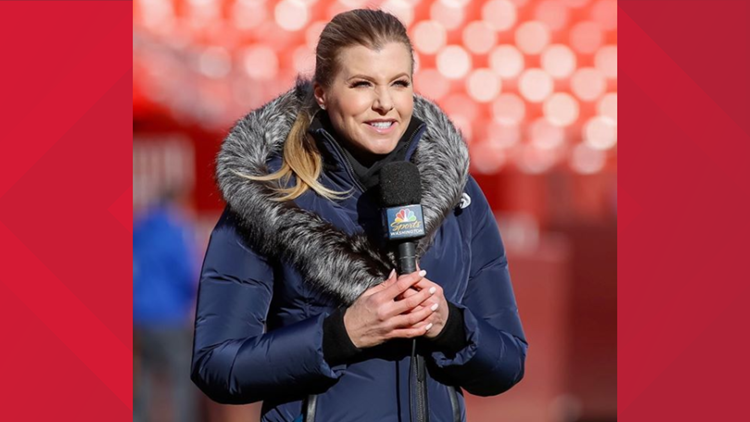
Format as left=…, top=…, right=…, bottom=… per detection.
left=379, top=162, right=422, bottom=207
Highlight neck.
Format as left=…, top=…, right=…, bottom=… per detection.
left=338, top=137, right=389, bottom=167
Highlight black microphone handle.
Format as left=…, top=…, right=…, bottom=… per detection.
left=396, top=241, right=417, bottom=275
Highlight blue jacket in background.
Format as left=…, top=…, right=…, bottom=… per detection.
left=133, top=205, right=196, bottom=326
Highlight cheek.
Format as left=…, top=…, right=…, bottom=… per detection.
left=397, top=95, right=414, bottom=114
left=338, top=96, right=371, bottom=119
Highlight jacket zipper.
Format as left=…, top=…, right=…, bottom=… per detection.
left=303, top=394, right=317, bottom=422
left=448, top=386, right=460, bottom=422
left=410, top=340, right=429, bottom=422
left=417, top=354, right=428, bottom=422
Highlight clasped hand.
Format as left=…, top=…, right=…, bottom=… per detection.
left=343, top=268, right=449, bottom=349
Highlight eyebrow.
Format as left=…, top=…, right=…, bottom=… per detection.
left=347, top=73, right=411, bottom=82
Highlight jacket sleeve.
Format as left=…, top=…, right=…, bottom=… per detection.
left=190, top=208, right=344, bottom=404
left=428, top=177, right=528, bottom=396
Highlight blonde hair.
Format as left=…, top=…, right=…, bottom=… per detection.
left=245, top=9, right=414, bottom=202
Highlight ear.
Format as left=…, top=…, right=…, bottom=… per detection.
left=313, top=82, right=326, bottom=109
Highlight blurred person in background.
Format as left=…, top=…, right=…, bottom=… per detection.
left=134, top=186, right=199, bottom=422
left=191, top=9, right=526, bottom=422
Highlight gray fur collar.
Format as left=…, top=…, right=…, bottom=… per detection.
left=216, top=79, right=469, bottom=305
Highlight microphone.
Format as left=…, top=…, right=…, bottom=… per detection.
left=379, top=162, right=426, bottom=275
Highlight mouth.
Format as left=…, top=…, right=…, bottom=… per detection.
left=364, top=120, right=398, bottom=134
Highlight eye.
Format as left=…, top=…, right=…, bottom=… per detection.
left=352, top=81, right=372, bottom=88
left=394, top=80, right=411, bottom=87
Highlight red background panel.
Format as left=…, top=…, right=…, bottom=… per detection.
left=619, top=0, right=750, bottom=421
left=0, top=1, right=133, bottom=420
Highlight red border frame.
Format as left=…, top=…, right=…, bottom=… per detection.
left=618, top=1, right=750, bottom=420
left=0, top=1, right=132, bottom=420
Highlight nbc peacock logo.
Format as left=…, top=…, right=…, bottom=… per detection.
left=394, top=208, right=417, bottom=223
left=387, top=205, right=425, bottom=238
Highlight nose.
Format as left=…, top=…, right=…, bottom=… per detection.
left=373, top=88, right=394, bottom=114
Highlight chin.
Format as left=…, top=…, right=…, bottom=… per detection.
left=366, top=140, right=399, bottom=155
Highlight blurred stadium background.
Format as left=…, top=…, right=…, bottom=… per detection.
left=133, top=0, right=617, bottom=421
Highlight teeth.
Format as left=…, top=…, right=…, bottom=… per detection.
left=369, top=121, right=393, bottom=129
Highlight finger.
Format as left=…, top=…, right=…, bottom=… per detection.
left=400, top=290, right=432, bottom=313
left=381, top=270, right=425, bottom=299
left=412, top=298, right=437, bottom=311
left=410, top=318, right=435, bottom=331
left=411, top=278, right=441, bottom=294
left=410, top=280, right=446, bottom=311
left=402, top=286, right=419, bottom=296
left=389, top=324, right=432, bottom=339
left=391, top=303, right=435, bottom=328
left=366, top=269, right=398, bottom=296
left=396, top=286, right=419, bottom=301
left=389, top=283, right=436, bottom=315
left=382, top=269, right=397, bottom=286
left=405, top=283, right=443, bottom=313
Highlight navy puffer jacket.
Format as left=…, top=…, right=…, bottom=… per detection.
left=191, top=81, right=527, bottom=422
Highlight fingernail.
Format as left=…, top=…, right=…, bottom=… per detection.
left=431, top=303, right=438, bottom=311
left=425, top=323, right=433, bottom=331
left=389, top=269, right=396, bottom=278
left=419, top=270, right=427, bottom=277
left=429, top=287, right=436, bottom=295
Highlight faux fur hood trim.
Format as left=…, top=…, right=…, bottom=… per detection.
left=216, top=79, right=469, bottom=305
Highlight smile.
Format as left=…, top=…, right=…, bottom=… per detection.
left=365, top=120, right=397, bottom=134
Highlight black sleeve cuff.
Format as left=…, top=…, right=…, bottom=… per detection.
left=427, top=302, right=468, bottom=355
left=323, top=308, right=362, bottom=366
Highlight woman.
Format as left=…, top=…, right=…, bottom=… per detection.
left=191, top=9, right=527, bottom=422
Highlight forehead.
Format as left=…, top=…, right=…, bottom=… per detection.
left=335, top=42, right=412, bottom=80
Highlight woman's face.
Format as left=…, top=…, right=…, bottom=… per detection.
left=314, top=42, right=414, bottom=157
